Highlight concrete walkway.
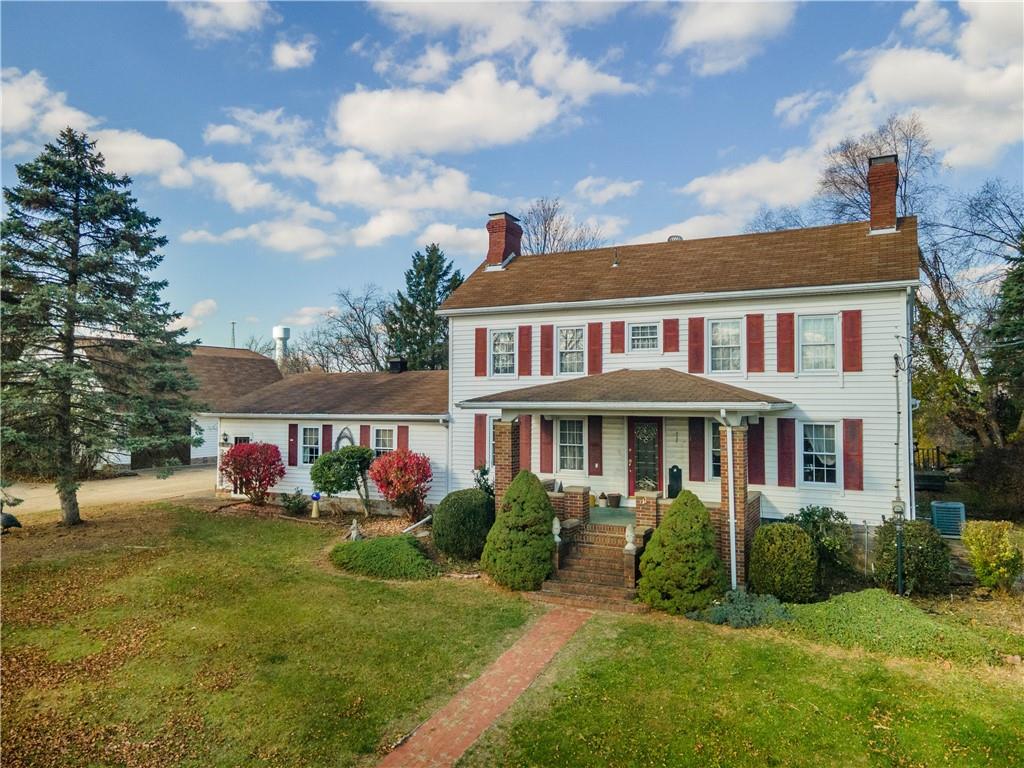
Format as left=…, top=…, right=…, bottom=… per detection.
left=378, top=607, right=590, bottom=768
left=7, top=465, right=216, bottom=518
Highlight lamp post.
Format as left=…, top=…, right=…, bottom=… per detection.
left=892, top=497, right=907, bottom=596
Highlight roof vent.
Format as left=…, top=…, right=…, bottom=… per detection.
left=667, top=235, right=684, bottom=242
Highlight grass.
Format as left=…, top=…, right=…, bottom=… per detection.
left=330, top=534, right=439, bottom=580
left=1, top=504, right=535, bottom=767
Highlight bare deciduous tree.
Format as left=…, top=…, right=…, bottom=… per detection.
left=744, top=205, right=808, bottom=233
left=519, top=197, right=605, bottom=255
left=243, top=335, right=274, bottom=357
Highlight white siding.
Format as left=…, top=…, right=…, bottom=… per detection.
left=448, top=287, right=913, bottom=526
left=191, top=416, right=219, bottom=462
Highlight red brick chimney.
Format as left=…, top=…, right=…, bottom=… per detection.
left=867, top=154, right=898, bottom=231
left=485, top=212, right=522, bottom=266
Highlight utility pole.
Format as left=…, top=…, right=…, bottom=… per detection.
left=230, top=321, right=236, bottom=348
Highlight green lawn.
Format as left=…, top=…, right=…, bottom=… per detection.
left=1, top=505, right=535, bottom=767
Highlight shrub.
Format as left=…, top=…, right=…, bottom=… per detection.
left=219, top=442, right=286, bottom=505
left=687, top=589, right=792, bottom=628
left=329, top=535, right=438, bottom=580
left=638, top=490, right=727, bottom=614
left=368, top=449, right=433, bottom=521
left=473, top=465, right=495, bottom=499
left=749, top=523, right=817, bottom=603
left=280, top=488, right=310, bottom=516
left=962, top=520, right=1023, bottom=590
left=481, top=470, right=555, bottom=590
left=967, top=443, right=1024, bottom=522
left=311, top=446, right=375, bottom=516
left=874, top=519, right=950, bottom=595
left=785, top=505, right=852, bottom=582
left=433, top=488, right=495, bottom=560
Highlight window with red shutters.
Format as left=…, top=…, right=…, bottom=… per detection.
left=610, top=321, right=625, bottom=353
left=777, top=418, right=796, bottom=486
left=663, top=318, right=679, bottom=353
left=687, top=317, right=704, bottom=373
left=777, top=313, right=795, bottom=373
left=518, top=325, right=533, bottom=376
left=587, top=322, right=603, bottom=374
left=842, top=310, right=862, bottom=372
left=843, top=418, right=864, bottom=490
left=688, top=417, right=705, bottom=482
left=746, top=314, right=764, bottom=372
left=540, top=324, right=554, bottom=375
left=474, top=327, right=487, bottom=376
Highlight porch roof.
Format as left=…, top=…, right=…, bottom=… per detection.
left=459, top=368, right=792, bottom=412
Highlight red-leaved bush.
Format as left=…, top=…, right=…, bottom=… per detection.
left=220, top=442, right=286, bottom=505
left=368, top=449, right=433, bottom=520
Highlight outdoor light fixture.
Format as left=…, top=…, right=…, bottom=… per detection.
left=221, top=432, right=229, bottom=445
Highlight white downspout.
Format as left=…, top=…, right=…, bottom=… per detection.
left=721, top=408, right=738, bottom=590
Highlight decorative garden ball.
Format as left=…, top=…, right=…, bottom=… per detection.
left=310, top=492, right=321, bottom=519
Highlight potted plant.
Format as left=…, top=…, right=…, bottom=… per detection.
left=597, top=492, right=608, bottom=508
left=607, top=492, right=622, bottom=508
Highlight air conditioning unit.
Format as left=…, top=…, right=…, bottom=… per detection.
left=929, top=501, right=965, bottom=538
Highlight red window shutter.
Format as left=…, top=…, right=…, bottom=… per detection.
left=688, top=317, right=704, bottom=373
left=588, top=415, right=603, bottom=476
left=322, top=424, right=333, bottom=455
left=777, top=418, right=796, bottom=487
left=843, top=418, right=864, bottom=491
left=748, top=419, right=765, bottom=485
left=610, top=321, right=625, bottom=353
left=287, top=423, right=298, bottom=466
left=663, top=318, right=680, bottom=353
left=397, top=425, right=409, bottom=451
left=519, top=415, right=532, bottom=471
left=688, top=417, right=705, bottom=482
left=746, top=314, right=765, bottom=373
left=777, top=313, right=795, bottom=373
left=587, top=322, right=602, bottom=374
left=540, top=417, right=553, bottom=473
left=540, top=324, right=554, bottom=376
left=359, top=424, right=371, bottom=448
left=473, top=414, right=487, bottom=469
left=518, top=325, right=532, bottom=376
left=842, top=310, right=862, bottom=372
left=474, top=327, right=487, bottom=376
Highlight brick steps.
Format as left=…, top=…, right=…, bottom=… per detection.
left=574, top=530, right=628, bottom=547
left=552, top=566, right=625, bottom=587
left=530, top=590, right=650, bottom=614
left=542, top=578, right=636, bottom=601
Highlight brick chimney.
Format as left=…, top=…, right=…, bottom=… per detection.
left=867, top=154, right=898, bottom=231
left=486, top=212, right=522, bottom=266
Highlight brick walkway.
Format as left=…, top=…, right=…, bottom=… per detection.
left=377, top=607, right=591, bottom=768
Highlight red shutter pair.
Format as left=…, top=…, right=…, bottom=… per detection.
left=776, top=417, right=862, bottom=490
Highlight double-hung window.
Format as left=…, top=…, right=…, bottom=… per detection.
left=558, top=327, right=584, bottom=374
left=710, top=427, right=722, bottom=478
left=558, top=419, right=584, bottom=471
left=374, top=427, right=395, bottom=458
left=802, top=423, right=838, bottom=485
left=490, top=330, right=515, bottom=375
left=709, top=319, right=741, bottom=372
left=301, top=426, right=320, bottom=465
left=629, top=323, right=659, bottom=351
left=799, top=315, right=838, bottom=372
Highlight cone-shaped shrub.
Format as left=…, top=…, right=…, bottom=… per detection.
left=433, top=488, right=495, bottom=560
left=638, top=490, right=726, bottom=614
left=749, top=523, right=817, bottom=603
left=481, top=470, right=555, bottom=590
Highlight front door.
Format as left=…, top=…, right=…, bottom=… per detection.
left=628, top=417, right=663, bottom=496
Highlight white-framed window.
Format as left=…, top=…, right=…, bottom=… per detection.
left=710, top=426, right=722, bottom=479
left=487, top=415, right=499, bottom=468
left=233, top=436, right=251, bottom=446
left=558, top=327, right=585, bottom=374
left=301, top=426, right=320, bottom=465
left=799, top=315, right=838, bottom=372
left=801, top=422, right=838, bottom=485
left=490, top=329, right=515, bottom=376
left=558, top=418, right=584, bottom=471
left=374, top=427, right=395, bottom=458
left=709, top=318, right=742, bottom=372
left=629, top=323, right=659, bottom=351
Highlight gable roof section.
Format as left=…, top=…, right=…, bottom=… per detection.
left=460, top=368, right=790, bottom=410
left=221, top=370, right=449, bottom=417
left=186, top=346, right=283, bottom=412
left=440, top=217, right=919, bottom=313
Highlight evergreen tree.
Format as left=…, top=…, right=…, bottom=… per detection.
left=987, top=262, right=1024, bottom=439
left=481, top=470, right=555, bottom=590
left=384, top=244, right=463, bottom=370
left=1, top=129, right=199, bottom=525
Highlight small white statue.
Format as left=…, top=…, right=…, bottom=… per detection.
left=349, top=518, right=363, bottom=541
left=624, top=523, right=636, bottom=553
left=552, top=516, right=561, bottom=546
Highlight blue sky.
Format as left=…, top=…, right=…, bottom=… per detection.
left=3, top=1, right=1021, bottom=346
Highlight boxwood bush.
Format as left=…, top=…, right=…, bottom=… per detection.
left=481, top=470, right=555, bottom=591
left=749, top=523, right=817, bottom=603
left=433, top=488, right=495, bottom=560
left=330, top=535, right=438, bottom=580
left=961, top=520, right=1023, bottom=591
left=874, top=519, right=950, bottom=595
left=687, top=589, right=792, bottom=628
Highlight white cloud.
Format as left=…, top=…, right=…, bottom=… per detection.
left=901, top=1, right=954, bottom=46
left=203, top=122, right=250, bottom=144
left=629, top=212, right=748, bottom=245
left=375, top=43, right=453, bottom=84
left=171, top=0, right=277, bottom=41
left=188, top=157, right=280, bottom=211
left=182, top=219, right=342, bottom=260
left=573, top=176, right=643, bottom=206
left=666, top=2, right=797, bottom=75
left=679, top=146, right=822, bottom=213
left=282, top=305, right=338, bottom=326
left=94, top=129, right=192, bottom=187
left=169, top=298, right=218, bottom=331
left=2, top=68, right=96, bottom=137
left=773, top=90, right=830, bottom=127
left=529, top=46, right=639, bottom=104
left=272, top=35, right=317, bottom=70
left=208, top=107, right=310, bottom=145
left=957, top=2, right=1023, bottom=67
left=331, top=62, right=561, bottom=156
left=586, top=214, right=628, bottom=239
left=417, top=222, right=488, bottom=256
left=352, top=209, right=418, bottom=247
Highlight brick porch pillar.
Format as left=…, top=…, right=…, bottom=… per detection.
left=635, top=490, right=661, bottom=530
left=493, top=419, right=520, bottom=508
left=563, top=485, right=591, bottom=525
left=718, top=423, right=752, bottom=585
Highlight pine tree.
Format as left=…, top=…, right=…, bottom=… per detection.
left=384, top=244, right=463, bottom=370
left=1, top=128, right=199, bottom=525
left=988, top=262, right=1024, bottom=439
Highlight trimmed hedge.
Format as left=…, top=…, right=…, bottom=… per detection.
left=749, top=523, right=817, bottom=603
left=433, top=488, right=495, bottom=560
left=638, top=490, right=726, bottom=615
left=481, top=470, right=555, bottom=591
left=962, top=520, right=1023, bottom=591
left=330, top=535, right=438, bottom=580
left=874, top=519, right=950, bottom=595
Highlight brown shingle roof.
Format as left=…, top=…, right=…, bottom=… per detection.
left=222, top=370, right=448, bottom=416
left=441, top=218, right=920, bottom=312
left=187, top=346, right=283, bottom=412
left=461, top=368, right=789, bottom=408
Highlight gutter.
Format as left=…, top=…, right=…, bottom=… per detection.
left=456, top=400, right=793, bottom=412
left=210, top=412, right=450, bottom=422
